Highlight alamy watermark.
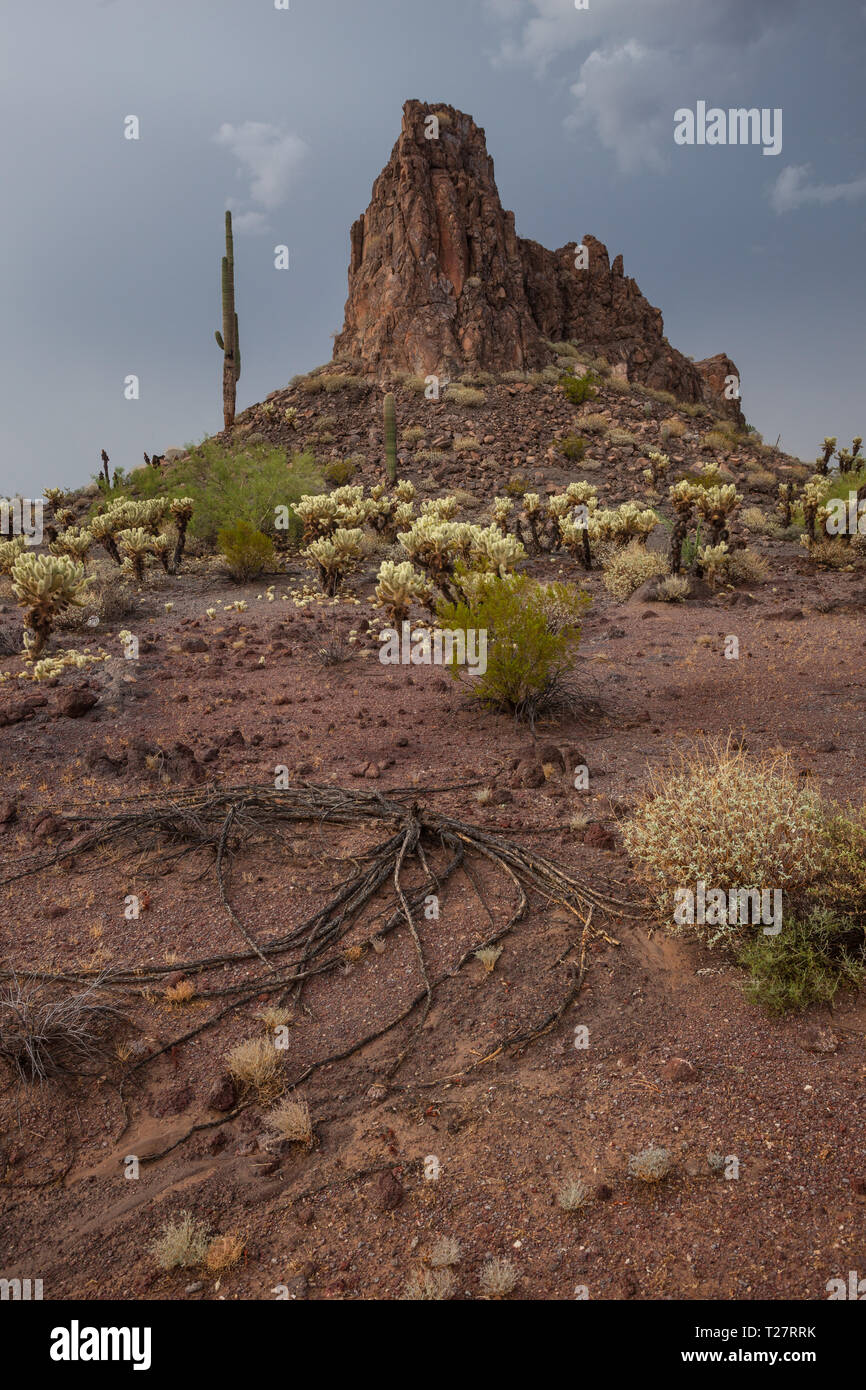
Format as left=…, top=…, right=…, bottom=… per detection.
left=379, top=621, right=487, bottom=675
left=674, top=881, right=782, bottom=935
left=674, top=103, right=782, bottom=157
left=0, top=498, right=44, bottom=545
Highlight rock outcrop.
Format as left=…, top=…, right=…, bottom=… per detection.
left=334, top=101, right=744, bottom=422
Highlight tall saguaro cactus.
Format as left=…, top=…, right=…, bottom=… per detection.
left=383, top=392, right=397, bottom=483
left=215, top=211, right=241, bottom=429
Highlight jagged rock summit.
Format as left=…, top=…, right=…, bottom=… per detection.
left=334, top=101, right=742, bottom=419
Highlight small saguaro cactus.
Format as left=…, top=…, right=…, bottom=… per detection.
left=383, top=392, right=397, bottom=483
left=215, top=210, right=241, bottom=430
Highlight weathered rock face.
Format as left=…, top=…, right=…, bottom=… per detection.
left=334, top=101, right=744, bottom=420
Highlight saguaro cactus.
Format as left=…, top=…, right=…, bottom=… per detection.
left=383, top=392, right=397, bottom=483
left=215, top=211, right=241, bottom=430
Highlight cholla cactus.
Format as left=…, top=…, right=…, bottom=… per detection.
left=284, top=406, right=297, bottom=428
left=801, top=475, right=831, bottom=541
left=668, top=479, right=701, bottom=574
left=776, top=480, right=797, bottom=528
left=296, top=494, right=338, bottom=542
left=491, top=497, right=514, bottom=535
left=643, top=450, right=670, bottom=489
left=169, top=496, right=194, bottom=571
left=470, top=526, right=525, bottom=576
left=43, top=487, right=65, bottom=509
left=89, top=510, right=122, bottom=564
left=116, top=527, right=157, bottom=583
left=820, top=436, right=837, bottom=474
left=330, top=485, right=369, bottom=528
left=696, top=541, right=731, bottom=588
left=420, top=496, right=459, bottom=521
left=693, top=483, right=742, bottom=546
left=394, top=479, right=416, bottom=503
left=11, top=552, right=91, bottom=658
left=374, top=560, right=432, bottom=622
left=302, top=527, right=364, bottom=596
left=0, top=535, right=27, bottom=575
left=49, top=527, right=94, bottom=566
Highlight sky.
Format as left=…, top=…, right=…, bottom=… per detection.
left=2, top=0, right=865, bottom=497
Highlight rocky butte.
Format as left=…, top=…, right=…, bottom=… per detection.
left=334, top=100, right=744, bottom=423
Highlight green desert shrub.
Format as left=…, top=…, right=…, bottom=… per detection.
left=556, top=433, right=587, bottom=463
left=217, top=520, right=276, bottom=580
left=738, top=911, right=864, bottom=1016
left=324, top=459, right=357, bottom=486
left=94, top=442, right=323, bottom=546
left=559, top=371, right=597, bottom=406
left=437, top=575, right=590, bottom=724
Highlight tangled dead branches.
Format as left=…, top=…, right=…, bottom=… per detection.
left=0, top=783, right=635, bottom=1091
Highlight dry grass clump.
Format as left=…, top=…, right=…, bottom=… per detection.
left=656, top=574, right=690, bottom=602
left=744, top=465, right=777, bottom=490
left=204, top=1234, right=245, bottom=1272
left=725, top=547, right=768, bottom=585
left=622, top=741, right=831, bottom=944
left=254, top=1006, right=294, bottom=1031
left=557, top=1177, right=591, bottom=1212
left=403, top=1268, right=456, bottom=1300
left=741, top=505, right=783, bottom=538
left=607, top=428, right=637, bottom=447
left=659, top=418, right=687, bottom=442
left=165, top=979, right=195, bottom=1005
left=479, top=1257, right=519, bottom=1298
left=225, top=1036, right=283, bottom=1099
left=264, top=1096, right=313, bottom=1147
left=150, top=1210, right=211, bottom=1270
left=429, top=1236, right=462, bottom=1268
left=628, top=1146, right=673, bottom=1183
left=475, top=946, right=503, bottom=973
left=0, top=974, right=123, bottom=1082
left=580, top=413, right=609, bottom=435
left=601, top=540, right=667, bottom=599
left=474, top=786, right=494, bottom=805
left=445, top=384, right=486, bottom=407
left=804, top=537, right=857, bottom=570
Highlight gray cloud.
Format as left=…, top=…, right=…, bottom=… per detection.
left=769, top=163, right=866, bottom=213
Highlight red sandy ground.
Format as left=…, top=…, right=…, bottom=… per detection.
left=0, top=529, right=864, bottom=1302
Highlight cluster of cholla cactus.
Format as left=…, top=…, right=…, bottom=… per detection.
left=87, top=495, right=194, bottom=578
left=499, top=483, right=655, bottom=574
left=302, top=528, right=365, bottom=597
left=693, top=483, right=743, bottom=547
left=395, top=510, right=525, bottom=603
left=816, top=435, right=862, bottom=475
left=374, top=559, right=433, bottom=622
left=10, top=552, right=92, bottom=659
left=666, top=479, right=743, bottom=576
left=296, top=482, right=417, bottom=552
